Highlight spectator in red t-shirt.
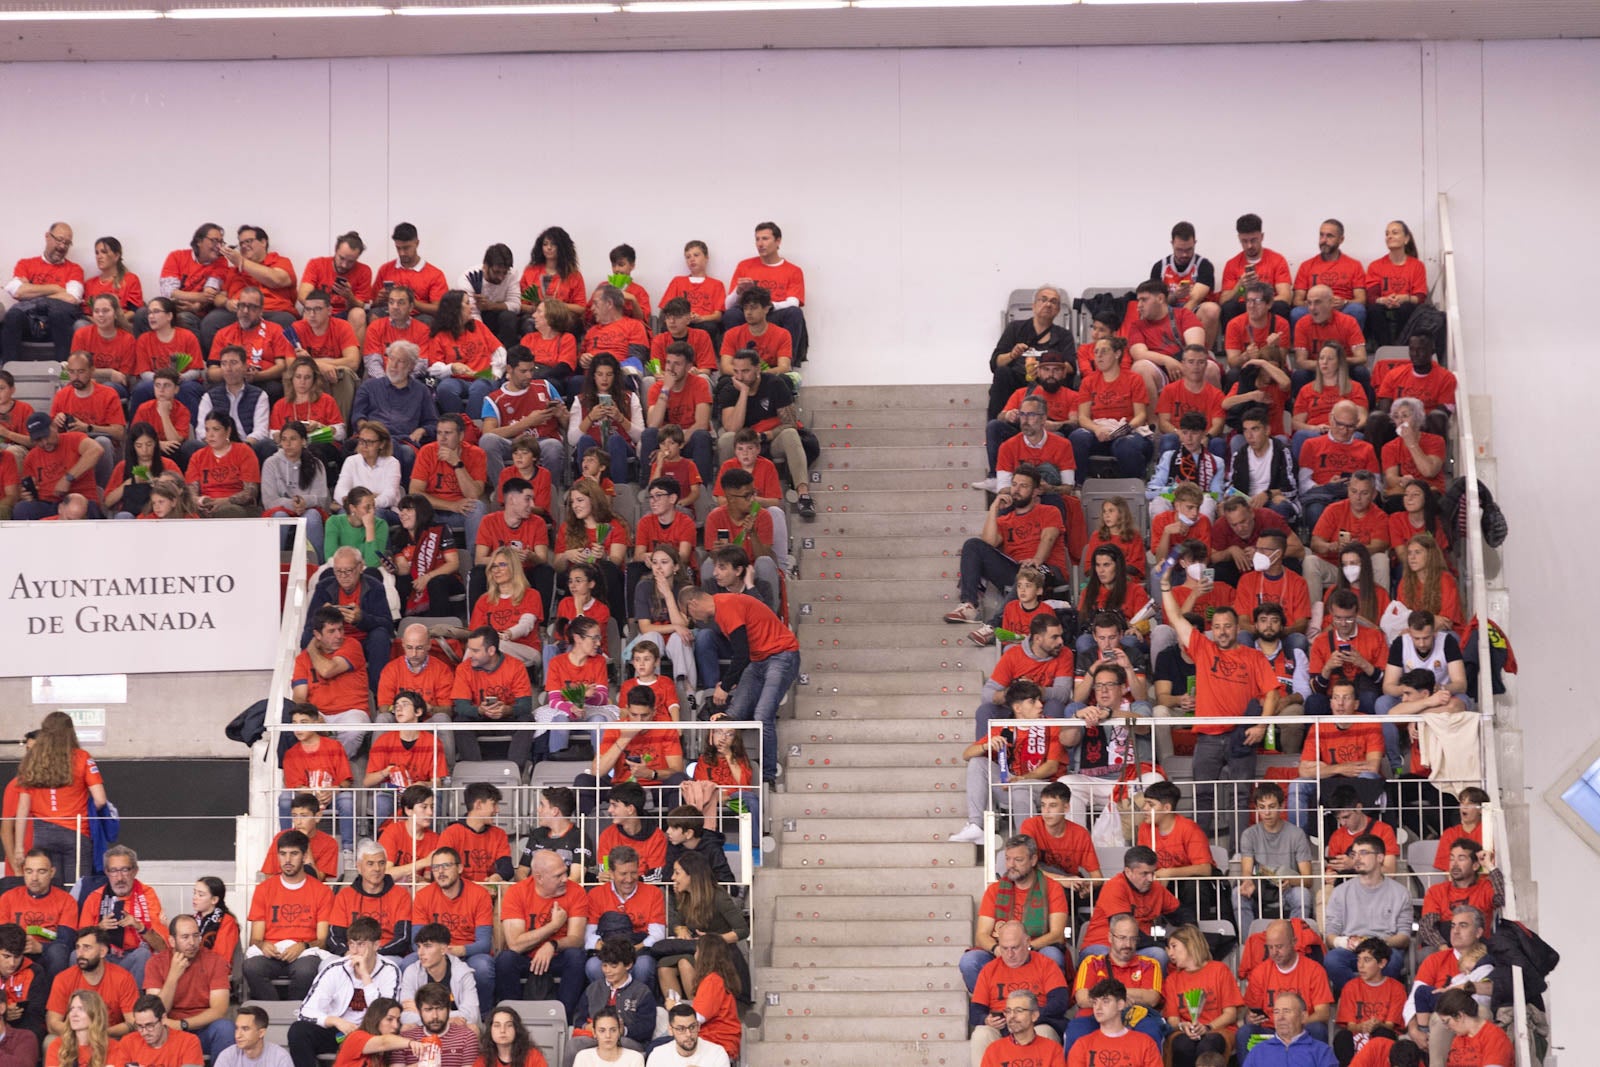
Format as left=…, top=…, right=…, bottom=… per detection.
left=948, top=466, right=1066, bottom=625
left=1126, top=280, right=1216, bottom=395
left=1217, top=213, right=1293, bottom=327
left=1290, top=219, right=1368, bottom=332
left=1291, top=286, right=1371, bottom=402
left=2, top=223, right=83, bottom=363
left=299, top=231, right=372, bottom=339
left=1070, top=338, right=1153, bottom=479
left=718, top=222, right=808, bottom=365
left=291, top=609, right=373, bottom=756
left=277, top=705, right=356, bottom=857
left=16, top=413, right=104, bottom=520
left=50, top=353, right=123, bottom=490
left=983, top=350, right=1078, bottom=484
left=1376, top=397, right=1447, bottom=504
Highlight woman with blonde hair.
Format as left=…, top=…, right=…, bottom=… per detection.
left=47, top=990, right=125, bottom=1067
left=1398, top=532, right=1461, bottom=632
left=1161, top=925, right=1244, bottom=1067
left=435, top=546, right=545, bottom=666
left=8, top=712, right=110, bottom=884
left=556, top=478, right=630, bottom=624
left=1291, top=340, right=1367, bottom=463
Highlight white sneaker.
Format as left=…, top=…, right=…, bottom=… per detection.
left=970, top=477, right=998, bottom=492
left=949, top=823, right=985, bottom=844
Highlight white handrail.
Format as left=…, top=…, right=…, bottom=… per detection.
left=1436, top=194, right=1502, bottom=818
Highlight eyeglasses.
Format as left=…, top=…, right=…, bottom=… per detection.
left=490, top=562, right=510, bottom=570
left=357, top=437, right=381, bottom=445
left=1348, top=848, right=1379, bottom=858
left=646, top=491, right=672, bottom=500
left=669, top=1024, right=699, bottom=1033
left=105, top=866, right=135, bottom=875
left=430, top=862, right=459, bottom=871
left=237, top=302, right=263, bottom=311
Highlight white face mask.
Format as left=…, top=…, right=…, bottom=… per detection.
left=1342, top=564, right=1363, bottom=582
left=1176, top=512, right=1197, bottom=527
left=1185, top=562, right=1206, bottom=581
left=1252, top=551, right=1273, bottom=572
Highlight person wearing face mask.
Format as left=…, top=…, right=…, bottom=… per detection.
left=1209, top=496, right=1305, bottom=590
left=1148, top=415, right=1224, bottom=522
left=1232, top=530, right=1311, bottom=650
left=1149, top=487, right=1214, bottom=609
left=978, top=352, right=1079, bottom=490
left=1303, top=470, right=1390, bottom=606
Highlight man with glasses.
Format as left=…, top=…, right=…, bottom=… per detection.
left=988, top=285, right=1073, bottom=421
left=350, top=342, right=437, bottom=484
left=2, top=223, right=83, bottom=363
left=207, top=285, right=295, bottom=406
left=632, top=475, right=697, bottom=594
left=981, top=348, right=1079, bottom=492
left=77, top=846, right=167, bottom=988
left=701, top=468, right=781, bottom=607
left=1305, top=591, right=1388, bottom=718
left=1304, top=469, right=1390, bottom=599
left=122, top=993, right=204, bottom=1067
left=980, top=989, right=1067, bottom=1067
left=304, top=546, right=395, bottom=693
left=287, top=915, right=400, bottom=1067
left=647, top=1003, right=730, bottom=1067
left=291, top=288, right=361, bottom=417
left=410, top=848, right=494, bottom=1011
left=1296, top=401, right=1378, bottom=532
left=1322, top=833, right=1410, bottom=995
left=969, top=924, right=1069, bottom=1064
left=216, top=225, right=299, bottom=330
left=991, top=391, right=1077, bottom=495
left=151, top=222, right=229, bottom=337
left=1224, top=281, right=1292, bottom=372
left=1292, top=285, right=1370, bottom=392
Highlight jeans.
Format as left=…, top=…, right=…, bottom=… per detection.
left=725, top=649, right=800, bottom=782
left=435, top=376, right=496, bottom=418
left=494, top=946, right=588, bottom=1022
left=1289, top=302, right=1366, bottom=331
left=110, top=943, right=152, bottom=987
left=193, top=1018, right=236, bottom=1062
left=695, top=627, right=728, bottom=697
left=1233, top=883, right=1313, bottom=934
left=33, top=934, right=74, bottom=985
left=957, top=538, right=1055, bottom=611
left=269, top=508, right=326, bottom=563
left=1, top=298, right=79, bottom=361
left=287, top=1021, right=341, bottom=1067
left=242, top=954, right=321, bottom=1000
left=1191, top=729, right=1258, bottom=845
left=985, top=418, right=1021, bottom=476
left=640, top=426, right=716, bottom=489
left=278, top=790, right=355, bottom=849
left=29, top=820, right=90, bottom=886
left=1068, top=428, right=1153, bottom=480
left=959, top=945, right=1066, bottom=992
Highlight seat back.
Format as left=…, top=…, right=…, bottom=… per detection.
left=497, top=999, right=567, bottom=1067
left=1073, top=286, right=1135, bottom=342
left=9, top=360, right=61, bottom=406
left=243, top=1000, right=304, bottom=1049
left=448, top=760, right=524, bottom=823
left=1079, top=478, right=1152, bottom=548
left=1003, top=287, right=1075, bottom=334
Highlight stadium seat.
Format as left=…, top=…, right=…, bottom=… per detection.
left=497, top=999, right=567, bottom=1067
left=8, top=360, right=61, bottom=407
left=244, top=1000, right=303, bottom=1049
left=1003, top=287, right=1075, bottom=334
left=1079, top=479, right=1151, bottom=544
left=449, top=760, right=523, bottom=822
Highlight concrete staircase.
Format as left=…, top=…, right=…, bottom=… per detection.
left=746, top=385, right=993, bottom=1067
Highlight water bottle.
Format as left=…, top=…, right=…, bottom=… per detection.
left=1264, top=724, right=1278, bottom=753
left=996, top=729, right=1012, bottom=784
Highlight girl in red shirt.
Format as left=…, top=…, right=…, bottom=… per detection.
left=522, top=227, right=587, bottom=319
left=689, top=934, right=745, bottom=1062
left=475, top=1006, right=549, bottom=1067
left=555, top=480, right=629, bottom=624
left=536, top=615, right=617, bottom=757
left=1161, top=925, right=1244, bottom=1067
left=82, top=237, right=143, bottom=327
left=10, top=712, right=108, bottom=886
left=192, top=876, right=241, bottom=966
left=1366, top=220, right=1428, bottom=347
left=426, top=291, right=505, bottom=417
left=1073, top=338, right=1154, bottom=478
left=1317, top=545, right=1391, bottom=630
left=693, top=726, right=759, bottom=834
left=1078, top=545, right=1152, bottom=646
left=72, top=294, right=137, bottom=386
left=332, top=1000, right=419, bottom=1067
left=272, top=356, right=345, bottom=466
left=47, top=990, right=127, bottom=1067
left=1399, top=533, right=1462, bottom=631
left=131, top=298, right=205, bottom=412
left=1291, top=341, right=1368, bottom=457
left=1084, top=496, right=1149, bottom=580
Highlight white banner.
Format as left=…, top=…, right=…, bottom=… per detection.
left=0, top=519, right=285, bottom=676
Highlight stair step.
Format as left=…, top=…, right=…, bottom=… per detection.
left=804, top=406, right=987, bottom=431
left=781, top=817, right=962, bottom=844
left=774, top=917, right=971, bottom=947
left=793, top=693, right=976, bottom=719
left=778, top=841, right=974, bottom=868
left=792, top=577, right=969, bottom=602
left=796, top=515, right=982, bottom=539
left=815, top=426, right=987, bottom=449
left=796, top=599, right=982, bottom=624
left=799, top=672, right=981, bottom=696
left=769, top=944, right=968, bottom=969
left=759, top=1014, right=969, bottom=1043
left=795, top=555, right=969, bottom=581
left=800, top=384, right=986, bottom=409
left=796, top=647, right=993, bottom=673
left=772, top=894, right=973, bottom=923
left=810, top=490, right=987, bottom=515
left=805, top=468, right=984, bottom=493
left=771, top=791, right=971, bottom=820
left=760, top=989, right=969, bottom=1018
left=753, top=866, right=982, bottom=897
left=794, top=622, right=985, bottom=648
left=757, top=965, right=971, bottom=993
left=784, top=741, right=960, bottom=769
left=795, top=533, right=969, bottom=558
left=779, top=718, right=972, bottom=744
left=744, top=1039, right=970, bottom=1067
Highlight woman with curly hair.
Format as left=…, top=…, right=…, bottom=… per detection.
left=521, top=226, right=586, bottom=319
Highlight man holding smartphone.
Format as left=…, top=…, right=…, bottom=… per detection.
left=300, top=232, right=373, bottom=341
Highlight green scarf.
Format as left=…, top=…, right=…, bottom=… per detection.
left=993, top=876, right=1048, bottom=937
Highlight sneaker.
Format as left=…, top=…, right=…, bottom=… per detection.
left=968, top=624, right=996, bottom=646
left=943, top=604, right=978, bottom=624
left=796, top=495, right=817, bottom=521
left=949, top=823, right=985, bottom=844
left=970, top=477, right=999, bottom=492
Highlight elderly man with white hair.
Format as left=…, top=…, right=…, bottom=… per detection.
left=349, top=340, right=439, bottom=485
left=302, top=544, right=396, bottom=693
left=986, top=284, right=1075, bottom=421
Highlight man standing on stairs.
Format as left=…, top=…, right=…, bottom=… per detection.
left=970, top=923, right=1070, bottom=1065
left=959, top=835, right=1069, bottom=993
left=947, top=469, right=1067, bottom=629
left=679, top=587, right=800, bottom=787
left=979, top=989, right=1067, bottom=1067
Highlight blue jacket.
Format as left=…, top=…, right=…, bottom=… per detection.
left=351, top=376, right=438, bottom=442
left=1244, top=1032, right=1340, bottom=1067
left=301, top=569, right=394, bottom=648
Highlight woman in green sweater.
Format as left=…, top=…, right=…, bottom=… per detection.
left=323, top=485, right=390, bottom=567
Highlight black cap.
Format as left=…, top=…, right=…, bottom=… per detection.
left=26, top=413, right=50, bottom=440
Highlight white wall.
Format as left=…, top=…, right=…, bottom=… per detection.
left=0, top=38, right=1588, bottom=1053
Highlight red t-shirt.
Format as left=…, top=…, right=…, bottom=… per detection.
left=412, top=442, right=488, bottom=502
left=0, top=884, right=78, bottom=938
left=971, top=953, right=1069, bottom=1014
left=271, top=394, right=343, bottom=433
left=424, top=324, right=502, bottom=378
left=186, top=442, right=261, bottom=498
left=1016, top=816, right=1099, bottom=878
left=1298, top=436, right=1379, bottom=486
left=496, top=465, right=554, bottom=512
left=376, top=260, right=449, bottom=307
left=721, top=323, right=792, bottom=368
left=1312, top=500, right=1390, bottom=558
left=476, top=512, right=551, bottom=564
left=364, top=315, right=431, bottom=357
left=437, top=822, right=512, bottom=884
left=1382, top=433, right=1448, bottom=491
left=143, top=948, right=229, bottom=1020
left=1242, top=955, right=1334, bottom=1013
left=23, top=432, right=100, bottom=502
left=554, top=518, right=630, bottom=556
left=1163, top=961, right=1243, bottom=1029
left=1307, top=624, right=1390, bottom=686
left=978, top=877, right=1069, bottom=928
left=246, top=874, right=334, bottom=942
left=727, top=258, right=804, bottom=304
left=1445, top=1022, right=1514, bottom=1067
left=281, top=738, right=354, bottom=790
left=411, top=880, right=493, bottom=947
left=994, top=502, right=1067, bottom=574
left=711, top=593, right=799, bottom=659
left=692, top=971, right=742, bottom=1061
left=519, top=266, right=586, bottom=307
left=1123, top=306, right=1202, bottom=357
left=1224, top=313, right=1291, bottom=353
left=1325, top=816, right=1399, bottom=860
left=380, top=821, right=441, bottom=875
left=1220, top=250, right=1293, bottom=300
left=211, top=320, right=294, bottom=372
left=585, top=880, right=666, bottom=936
left=159, top=249, right=227, bottom=295
left=484, top=379, right=563, bottom=441
left=301, top=256, right=374, bottom=313
left=1003, top=384, right=1080, bottom=422
left=975, top=723, right=1066, bottom=777
left=500, top=878, right=588, bottom=955
left=452, top=654, right=534, bottom=706
left=660, top=275, right=728, bottom=318
left=649, top=370, right=715, bottom=428
left=131, top=399, right=192, bottom=439
left=1184, top=630, right=1280, bottom=734
left=986, top=1036, right=1067, bottom=1067
left=989, top=645, right=1074, bottom=693
left=51, top=385, right=126, bottom=430
left=47, top=964, right=139, bottom=1025
left=82, top=273, right=144, bottom=316
left=134, top=328, right=203, bottom=376
left=1336, top=976, right=1407, bottom=1029
left=581, top=317, right=649, bottom=361
left=1366, top=256, right=1428, bottom=300
left=1233, top=570, right=1312, bottom=627
left=1084, top=529, right=1148, bottom=579
left=46, top=1041, right=128, bottom=1067
left=1293, top=253, right=1366, bottom=301
left=1156, top=380, right=1225, bottom=427
left=715, top=457, right=781, bottom=499
left=519, top=331, right=578, bottom=371
left=470, top=589, right=546, bottom=652
left=1377, top=363, right=1457, bottom=409
left=1078, top=872, right=1180, bottom=947
left=996, top=432, right=1077, bottom=481
left=368, top=731, right=446, bottom=787
left=596, top=824, right=666, bottom=876
left=1301, top=722, right=1384, bottom=767
left=24, top=748, right=104, bottom=827
left=71, top=326, right=137, bottom=375
left=704, top=504, right=774, bottom=554
left=1136, top=815, right=1213, bottom=873
left=1433, top=822, right=1484, bottom=870
left=635, top=510, right=698, bottom=556
left=1421, top=878, right=1497, bottom=928
left=292, top=316, right=360, bottom=361
left=1293, top=311, right=1365, bottom=357
left=1079, top=369, right=1146, bottom=422
left=1064, top=1030, right=1158, bottom=1067
left=223, top=252, right=297, bottom=312
left=292, top=638, right=370, bottom=714
left=260, top=828, right=339, bottom=880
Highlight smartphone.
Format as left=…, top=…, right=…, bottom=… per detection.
left=715, top=529, right=731, bottom=544
left=625, top=755, right=643, bottom=764
left=21, top=476, right=36, bottom=497
left=1201, top=567, right=1215, bottom=583
left=598, top=393, right=614, bottom=407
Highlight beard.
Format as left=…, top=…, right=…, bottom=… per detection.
left=1038, top=378, right=1062, bottom=393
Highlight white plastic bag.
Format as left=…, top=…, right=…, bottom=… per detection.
left=1092, top=800, right=1126, bottom=848
left=1380, top=599, right=1411, bottom=644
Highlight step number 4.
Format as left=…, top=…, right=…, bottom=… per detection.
left=800, top=604, right=813, bottom=615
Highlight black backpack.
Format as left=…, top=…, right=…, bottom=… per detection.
left=1073, top=290, right=1134, bottom=325
left=1443, top=477, right=1509, bottom=549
